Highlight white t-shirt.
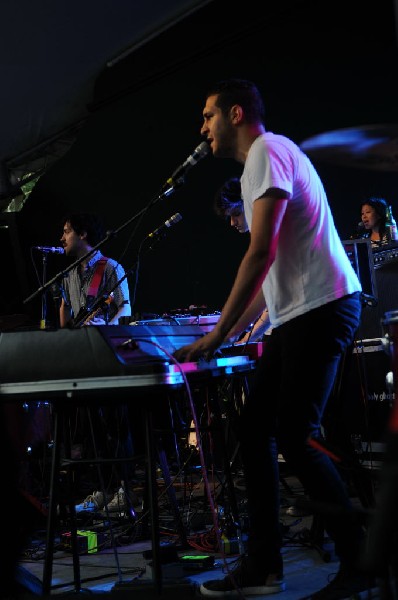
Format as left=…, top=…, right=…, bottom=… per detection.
left=241, top=132, right=361, bottom=328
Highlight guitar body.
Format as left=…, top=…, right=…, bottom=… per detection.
left=71, top=293, right=114, bottom=328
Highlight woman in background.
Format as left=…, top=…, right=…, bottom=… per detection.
left=356, top=197, right=391, bottom=248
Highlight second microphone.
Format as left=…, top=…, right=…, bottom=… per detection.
left=148, top=213, right=183, bottom=238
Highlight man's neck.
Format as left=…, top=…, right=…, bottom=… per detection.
left=237, top=125, right=265, bottom=163
left=78, top=246, right=95, bottom=270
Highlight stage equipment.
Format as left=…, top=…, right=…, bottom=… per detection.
left=372, top=241, right=398, bottom=269
left=0, top=325, right=255, bottom=596
left=161, top=141, right=210, bottom=191
left=33, top=246, right=64, bottom=254
left=323, top=335, right=393, bottom=514
left=131, top=312, right=220, bottom=334
left=363, top=245, right=398, bottom=340
left=342, top=239, right=377, bottom=307
left=147, top=212, right=182, bottom=239
left=336, top=338, right=393, bottom=469
left=382, top=310, right=398, bottom=430
left=357, top=310, right=398, bottom=579
left=342, top=239, right=398, bottom=340
left=300, top=123, right=398, bottom=171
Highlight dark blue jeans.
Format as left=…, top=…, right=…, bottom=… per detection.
left=239, top=292, right=363, bottom=569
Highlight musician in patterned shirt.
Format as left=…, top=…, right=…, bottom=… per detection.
left=58, top=212, right=136, bottom=515
left=59, top=212, right=131, bottom=328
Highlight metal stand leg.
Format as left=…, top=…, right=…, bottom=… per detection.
left=144, top=406, right=162, bottom=594
left=42, top=404, right=83, bottom=595
left=42, top=406, right=60, bottom=595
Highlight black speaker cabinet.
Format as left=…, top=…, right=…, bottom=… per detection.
left=342, top=239, right=398, bottom=340
left=360, top=259, right=398, bottom=340
left=325, top=339, right=393, bottom=469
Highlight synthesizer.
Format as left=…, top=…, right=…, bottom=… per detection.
left=0, top=326, right=256, bottom=398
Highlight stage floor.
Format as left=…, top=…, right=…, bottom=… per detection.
left=16, top=469, right=384, bottom=599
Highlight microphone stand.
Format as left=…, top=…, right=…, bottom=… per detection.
left=23, top=182, right=179, bottom=307
left=40, top=252, right=49, bottom=330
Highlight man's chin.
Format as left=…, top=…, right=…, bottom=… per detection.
left=213, top=145, right=232, bottom=159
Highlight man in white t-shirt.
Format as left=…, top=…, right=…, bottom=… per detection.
left=174, top=79, right=369, bottom=600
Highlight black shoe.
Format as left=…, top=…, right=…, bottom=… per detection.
left=299, top=565, right=377, bottom=600
left=199, top=555, right=285, bottom=597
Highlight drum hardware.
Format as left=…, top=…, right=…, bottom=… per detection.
left=386, top=369, right=395, bottom=399
left=381, top=331, right=395, bottom=401
left=359, top=310, right=398, bottom=576
left=353, top=329, right=397, bottom=472
left=300, top=123, right=398, bottom=171
left=325, top=336, right=393, bottom=497
left=382, top=310, right=398, bottom=432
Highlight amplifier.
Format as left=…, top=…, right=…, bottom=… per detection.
left=359, top=260, right=398, bottom=340
left=372, top=242, right=398, bottom=269
left=342, top=239, right=398, bottom=340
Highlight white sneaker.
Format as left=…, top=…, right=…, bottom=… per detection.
left=105, top=487, right=127, bottom=513
left=75, top=490, right=106, bottom=513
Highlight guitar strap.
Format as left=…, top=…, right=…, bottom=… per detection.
left=71, top=258, right=110, bottom=328
left=86, top=257, right=108, bottom=300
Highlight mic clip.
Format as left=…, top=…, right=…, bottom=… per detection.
left=160, top=177, right=184, bottom=197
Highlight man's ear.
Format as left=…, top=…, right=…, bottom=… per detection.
left=230, top=104, right=243, bottom=124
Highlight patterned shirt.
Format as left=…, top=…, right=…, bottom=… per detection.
left=359, top=231, right=390, bottom=249
left=62, top=250, right=130, bottom=324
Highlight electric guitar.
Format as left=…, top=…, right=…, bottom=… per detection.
left=71, top=293, right=114, bottom=328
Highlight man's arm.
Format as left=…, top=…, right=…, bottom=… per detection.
left=236, top=308, right=271, bottom=344
left=107, top=302, right=131, bottom=325
left=225, top=288, right=267, bottom=343
left=59, top=298, right=72, bottom=328
left=174, top=193, right=287, bottom=362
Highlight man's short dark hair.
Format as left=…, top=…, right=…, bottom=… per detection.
left=62, top=213, right=106, bottom=246
left=206, top=78, right=265, bottom=125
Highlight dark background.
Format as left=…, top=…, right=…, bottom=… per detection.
left=4, top=0, right=398, bottom=327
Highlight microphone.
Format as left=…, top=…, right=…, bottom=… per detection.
left=357, top=221, right=365, bottom=229
left=33, top=246, right=64, bottom=254
left=148, top=213, right=183, bottom=238
left=163, top=141, right=210, bottom=189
